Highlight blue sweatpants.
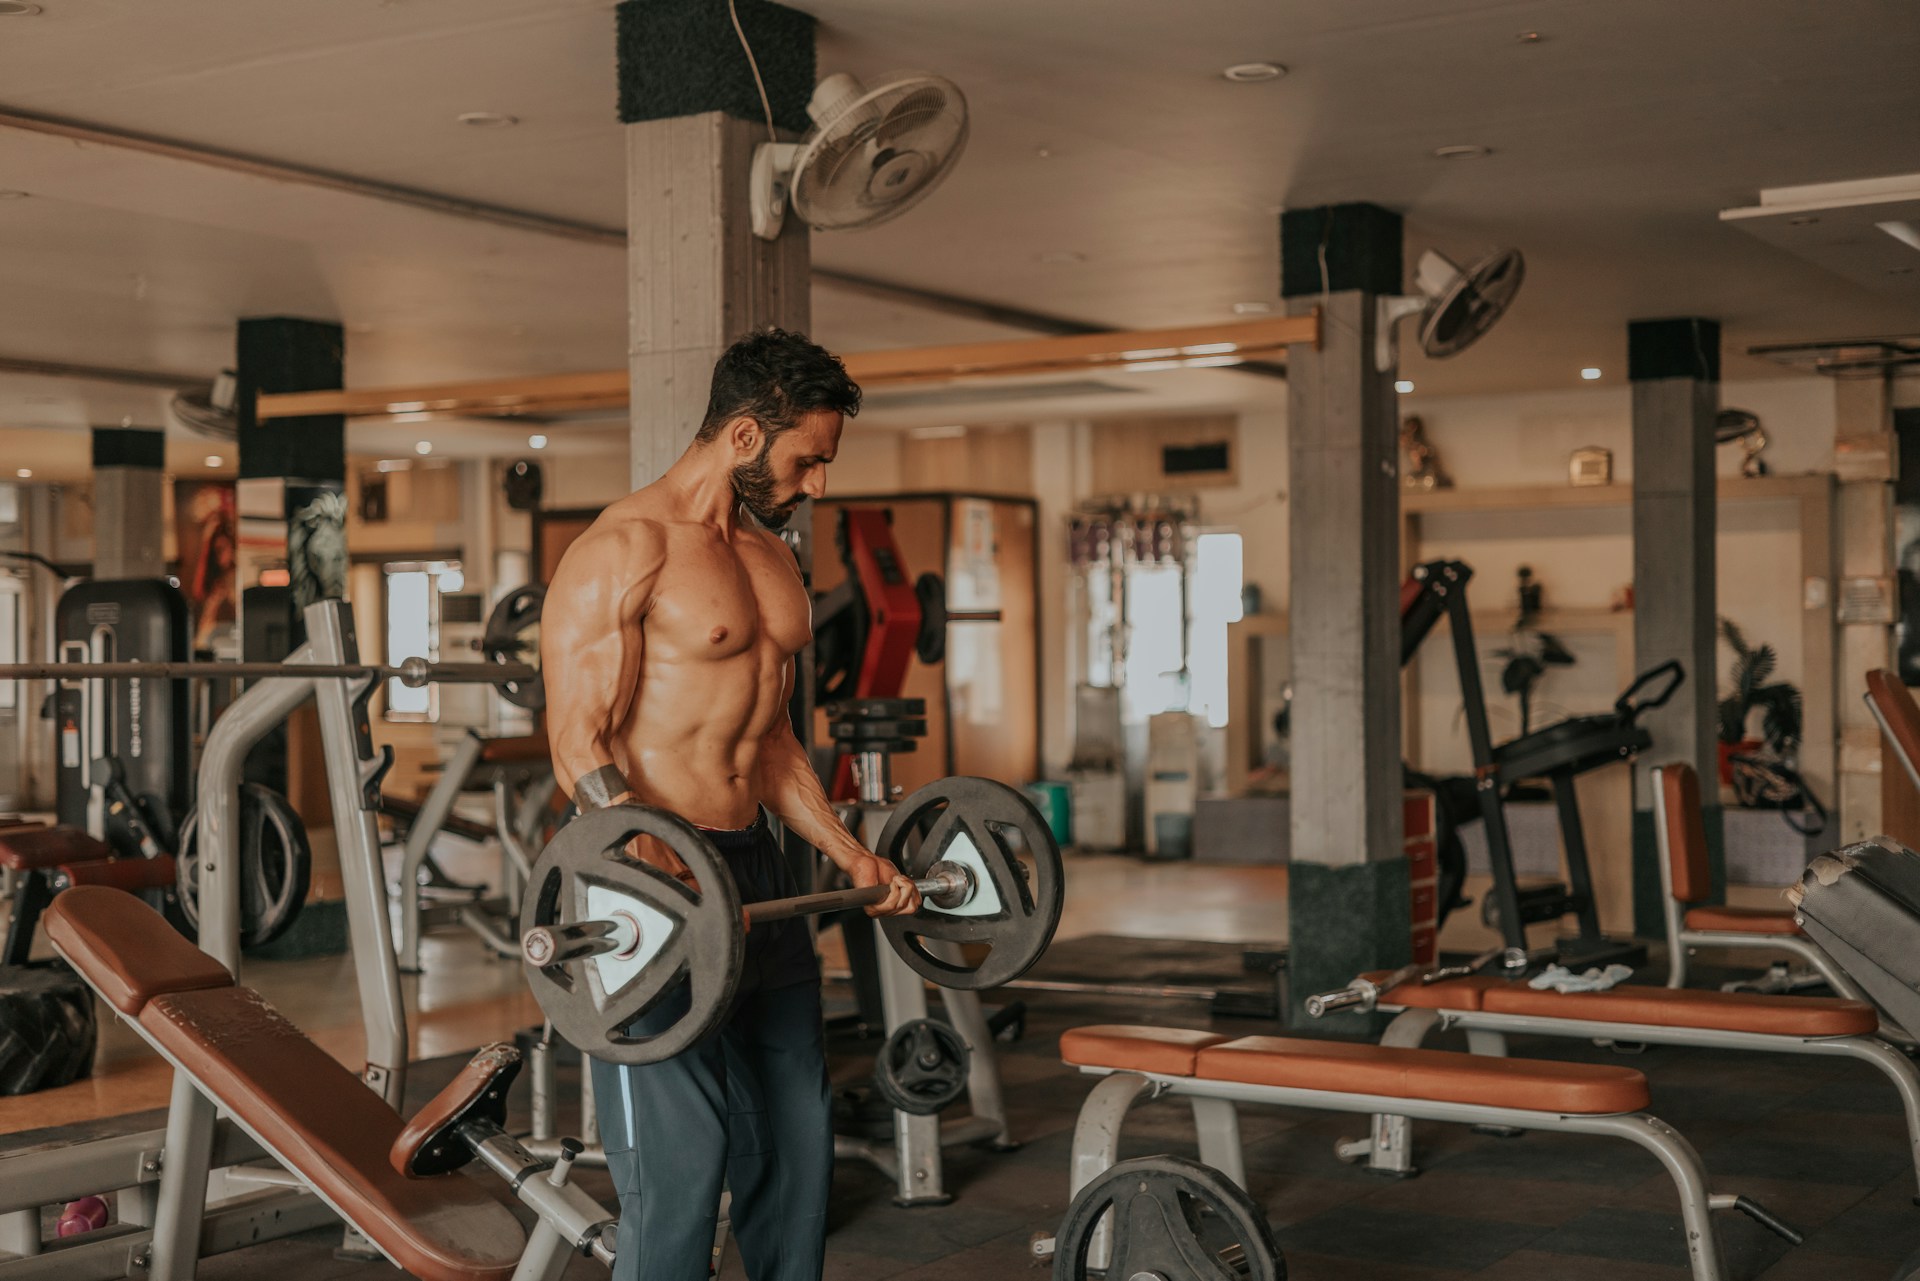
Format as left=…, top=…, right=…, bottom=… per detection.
left=588, top=815, right=832, bottom=1281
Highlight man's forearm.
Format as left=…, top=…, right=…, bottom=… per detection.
left=759, top=732, right=872, bottom=869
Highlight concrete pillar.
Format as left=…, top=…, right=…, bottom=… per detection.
left=1627, top=318, right=1721, bottom=935
left=1280, top=203, right=1408, bottom=1026
left=90, top=427, right=166, bottom=580
left=617, top=0, right=813, bottom=492
left=1835, top=375, right=1896, bottom=841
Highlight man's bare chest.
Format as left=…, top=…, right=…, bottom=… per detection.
left=643, top=545, right=810, bottom=662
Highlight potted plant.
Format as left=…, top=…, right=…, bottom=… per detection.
left=1717, top=618, right=1802, bottom=785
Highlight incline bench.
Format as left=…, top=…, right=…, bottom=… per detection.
left=44, top=886, right=614, bottom=1281
left=1058, top=1023, right=1797, bottom=1281
left=1344, top=970, right=1920, bottom=1192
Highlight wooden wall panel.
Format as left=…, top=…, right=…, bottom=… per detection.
left=1090, top=415, right=1239, bottom=494
left=899, top=427, right=1032, bottom=497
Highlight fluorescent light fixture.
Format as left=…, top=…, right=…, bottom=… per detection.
left=1877, top=220, right=1920, bottom=254
left=1222, top=62, right=1287, bottom=83
left=14, top=469, right=29, bottom=478
left=1395, top=380, right=1415, bottom=394
left=1232, top=301, right=1274, bottom=316
left=375, top=459, right=413, bottom=473
left=1121, top=359, right=1183, bottom=373
left=1121, top=347, right=1179, bottom=361
left=528, top=434, right=548, bottom=450
left=1580, top=367, right=1602, bottom=380
left=908, top=424, right=969, bottom=440
left=1181, top=354, right=1244, bottom=368
left=414, top=441, right=434, bottom=455
left=204, top=455, right=223, bottom=468
left=1183, top=342, right=1240, bottom=356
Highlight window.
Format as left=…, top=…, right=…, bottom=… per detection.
left=383, top=560, right=463, bottom=721
left=1189, top=533, right=1244, bottom=728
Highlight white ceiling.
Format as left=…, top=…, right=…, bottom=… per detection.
left=0, top=0, right=1916, bottom=460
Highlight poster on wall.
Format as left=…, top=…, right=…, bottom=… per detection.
left=174, top=480, right=237, bottom=654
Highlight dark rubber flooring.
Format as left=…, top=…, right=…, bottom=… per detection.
left=99, top=967, right=1920, bottom=1278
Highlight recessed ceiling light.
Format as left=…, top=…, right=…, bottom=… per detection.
left=528, top=434, right=548, bottom=450
left=1036, top=250, right=1086, bottom=265
left=1515, top=31, right=1545, bottom=43
left=1434, top=144, right=1494, bottom=160
left=1034, top=146, right=1053, bottom=159
left=415, top=441, right=433, bottom=455
left=1395, top=380, right=1415, bottom=394
left=14, top=469, right=29, bottom=479
left=0, top=3, right=45, bottom=15
left=204, top=455, right=223, bottom=468
left=1232, top=301, right=1275, bottom=316
left=1580, top=367, right=1603, bottom=380
left=1222, top=62, right=1287, bottom=83
left=457, top=111, right=519, bottom=128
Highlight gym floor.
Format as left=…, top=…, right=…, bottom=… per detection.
left=5, top=852, right=1916, bottom=1278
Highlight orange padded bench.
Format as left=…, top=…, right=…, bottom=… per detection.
left=1060, top=1023, right=1753, bottom=1281
left=1353, top=970, right=1920, bottom=1197
left=0, top=823, right=110, bottom=871
left=45, top=887, right=526, bottom=1281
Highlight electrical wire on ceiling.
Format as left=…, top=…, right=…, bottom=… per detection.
left=727, top=0, right=779, bottom=144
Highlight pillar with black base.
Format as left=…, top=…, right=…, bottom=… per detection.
left=90, top=427, right=166, bottom=580
left=1628, top=318, right=1723, bottom=937
left=1280, top=203, right=1410, bottom=1027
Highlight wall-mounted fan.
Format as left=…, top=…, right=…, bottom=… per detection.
left=750, top=72, right=969, bottom=241
left=168, top=370, right=238, bottom=441
left=1717, top=408, right=1769, bottom=477
left=1376, top=248, right=1526, bottom=372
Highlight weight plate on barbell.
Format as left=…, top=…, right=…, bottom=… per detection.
left=877, top=777, right=1063, bottom=991
left=871, top=1017, right=970, bottom=1116
left=175, top=783, right=312, bottom=949
left=1052, top=1155, right=1286, bottom=1281
left=519, top=803, right=743, bottom=1066
left=484, top=585, right=545, bottom=710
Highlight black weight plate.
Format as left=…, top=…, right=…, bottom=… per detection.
left=827, top=697, right=927, bottom=721
left=871, top=1017, right=970, bottom=1116
left=175, top=783, right=312, bottom=949
left=484, top=585, right=546, bottom=710
left=913, top=572, right=947, bottom=666
left=877, top=777, right=1063, bottom=991
left=519, top=803, right=743, bottom=1066
left=1053, top=1155, right=1285, bottom=1281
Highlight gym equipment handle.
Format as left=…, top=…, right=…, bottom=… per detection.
left=1304, top=988, right=1367, bottom=1018
left=521, top=861, right=976, bottom=965
left=0, top=657, right=535, bottom=688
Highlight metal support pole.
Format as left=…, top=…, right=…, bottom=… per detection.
left=397, top=730, right=486, bottom=972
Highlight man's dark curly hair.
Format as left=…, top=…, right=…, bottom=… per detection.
left=694, top=327, right=861, bottom=445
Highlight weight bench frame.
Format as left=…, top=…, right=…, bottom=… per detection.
left=1358, top=1000, right=1920, bottom=1195
left=1065, top=1060, right=1732, bottom=1281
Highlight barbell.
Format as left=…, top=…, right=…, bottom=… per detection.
left=519, top=776, right=1065, bottom=1065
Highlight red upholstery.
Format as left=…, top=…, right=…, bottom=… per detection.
left=1365, top=973, right=1504, bottom=1012
left=42, top=886, right=229, bottom=1016
left=1478, top=983, right=1874, bottom=1037
left=1059, top=1025, right=1230, bottom=1077
left=1657, top=763, right=1712, bottom=904
left=0, top=825, right=112, bottom=872
left=1684, top=904, right=1802, bottom=936
left=1193, top=1036, right=1650, bottom=1115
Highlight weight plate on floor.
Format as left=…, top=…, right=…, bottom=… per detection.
left=876, top=777, right=1063, bottom=991
left=519, top=803, right=742, bottom=1066
left=1052, top=1155, right=1286, bottom=1281
left=872, top=1017, right=970, bottom=1116
left=175, top=783, right=312, bottom=949
left=483, top=584, right=545, bottom=710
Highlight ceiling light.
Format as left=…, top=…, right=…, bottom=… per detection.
left=908, top=424, right=969, bottom=440
left=1222, top=62, right=1287, bottom=83
left=1034, top=146, right=1053, bottom=159
left=1877, top=220, right=1920, bottom=253
left=0, top=3, right=44, bottom=15
left=1395, top=380, right=1415, bottom=394
left=457, top=111, right=519, bottom=128
left=415, top=441, right=433, bottom=455
left=1232, top=301, right=1275, bottom=316
left=204, top=455, right=223, bottom=468
left=1516, top=31, right=1545, bottom=43
left=14, top=469, right=29, bottom=479
left=528, top=434, right=548, bottom=450
left=1580, top=367, right=1603, bottom=380
left=1182, top=354, right=1243, bottom=369
left=1433, top=144, right=1494, bottom=160
left=1183, top=342, right=1239, bottom=356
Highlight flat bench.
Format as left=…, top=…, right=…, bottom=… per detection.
left=1060, top=1023, right=1736, bottom=1281
left=45, top=886, right=529, bottom=1281
left=1356, top=972, right=1920, bottom=1191
left=1, top=822, right=174, bottom=966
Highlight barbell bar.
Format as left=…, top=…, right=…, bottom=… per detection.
left=520, top=860, right=977, bottom=968
left=0, top=655, right=535, bottom=690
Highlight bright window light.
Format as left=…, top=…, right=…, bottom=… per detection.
left=385, top=569, right=433, bottom=720
left=1190, top=533, right=1244, bottom=729
left=1124, top=565, right=1187, bottom=718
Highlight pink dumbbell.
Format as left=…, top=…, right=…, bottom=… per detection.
left=57, top=1196, right=109, bottom=1238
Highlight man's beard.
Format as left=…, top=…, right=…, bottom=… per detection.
left=731, top=437, right=800, bottom=530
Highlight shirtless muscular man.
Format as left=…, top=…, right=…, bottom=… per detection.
left=544, top=329, right=919, bottom=1280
